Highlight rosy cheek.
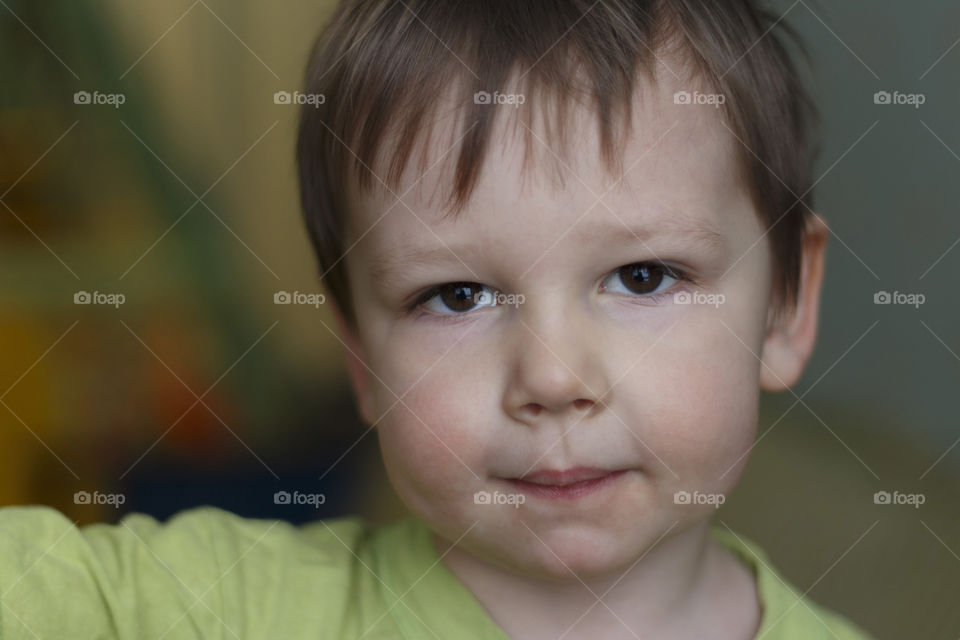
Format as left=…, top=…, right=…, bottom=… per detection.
left=671, top=353, right=758, bottom=479
left=380, top=389, right=486, bottom=484
left=628, top=336, right=757, bottom=478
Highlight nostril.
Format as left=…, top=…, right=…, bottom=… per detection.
left=573, top=399, right=593, bottom=412
left=524, top=403, right=543, bottom=417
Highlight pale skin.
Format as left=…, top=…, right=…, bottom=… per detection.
left=328, top=58, right=828, bottom=639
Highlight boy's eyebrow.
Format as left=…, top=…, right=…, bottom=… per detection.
left=369, top=214, right=727, bottom=286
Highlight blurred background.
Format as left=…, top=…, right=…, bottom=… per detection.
left=0, top=1, right=957, bottom=638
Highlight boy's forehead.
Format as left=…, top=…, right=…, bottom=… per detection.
left=348, top=66, right=747, bottom=265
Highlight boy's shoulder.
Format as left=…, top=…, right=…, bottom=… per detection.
left=0, top=502, right=374, bottom=577
left=0, top=504, right=394, bottom=639
left=709, top=525, right=875, bottom=640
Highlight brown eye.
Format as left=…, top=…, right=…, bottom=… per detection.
left=436, top=282, right=484, bottom=313
left=616, top=263, right=666, bottom=294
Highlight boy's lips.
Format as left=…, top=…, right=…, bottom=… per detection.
left=504, top=467, right=630, bottom=500
left=512, top=466, right=623, bottom=486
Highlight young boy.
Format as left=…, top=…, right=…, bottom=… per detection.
left=0, top=1, right=875, bottom=638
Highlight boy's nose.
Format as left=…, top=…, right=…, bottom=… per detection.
left=502, top=301, right=607, bottom=425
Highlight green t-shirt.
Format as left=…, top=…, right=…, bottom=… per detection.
left=0, top=505, right=873, bottom=639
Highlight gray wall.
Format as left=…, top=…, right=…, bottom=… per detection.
left=765, top=0, right=959, bottom=482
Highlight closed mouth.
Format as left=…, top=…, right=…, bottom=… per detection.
left=504, top=468, right=630, bottom=499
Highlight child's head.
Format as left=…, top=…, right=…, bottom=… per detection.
left=296, top=0, right=827, bottom=579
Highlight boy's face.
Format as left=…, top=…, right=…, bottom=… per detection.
left=336, top=68, right=822, bottom=579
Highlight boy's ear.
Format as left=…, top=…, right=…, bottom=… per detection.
left=759, top=213, right=829, bottom=392
left=329, top=300, right=377, bottom=427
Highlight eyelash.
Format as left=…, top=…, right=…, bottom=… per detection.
left=402, top=261, right=697, bottom=323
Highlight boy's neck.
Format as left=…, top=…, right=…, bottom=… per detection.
left=431, top=521, right=761, bottom=640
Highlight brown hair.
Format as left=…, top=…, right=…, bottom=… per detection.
left=296, top=0, right=819, bottom=329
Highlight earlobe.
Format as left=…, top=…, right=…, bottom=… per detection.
left=759, top=213, right=829, bottom=392
left=330, top=301, right=378, bottom=427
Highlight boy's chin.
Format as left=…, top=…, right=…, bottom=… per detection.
left=473, top=521, right=669, bottom=582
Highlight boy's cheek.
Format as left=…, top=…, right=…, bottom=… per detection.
left=368, top=322, right=488, bottom=397
left=623, top=335, right=759, bottom=484
left=377, top=408, right=493, bottom=529
left=376, top=386, right=491, bottom=487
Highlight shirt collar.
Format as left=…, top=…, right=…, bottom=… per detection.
left=373, top=515, right=513, bottom=640
left=375, top=516, right=798, bottom=639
